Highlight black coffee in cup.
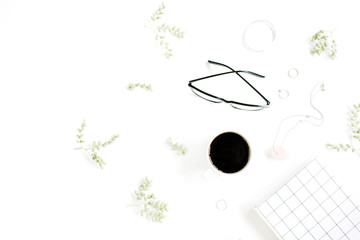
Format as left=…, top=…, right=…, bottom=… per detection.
left=209, top=132, right=250, bottom=174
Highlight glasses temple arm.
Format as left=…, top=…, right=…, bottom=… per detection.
left=189, top=70, right=258, bottom=83
left=208, top=60, right=264, bottom=78
left=208, top=60, right=270, bottom=105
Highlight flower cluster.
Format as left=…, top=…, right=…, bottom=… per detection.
left=310, top=30, right=337, bottom=59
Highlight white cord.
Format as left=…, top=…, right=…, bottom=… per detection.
left=272, top=82, right=325, bottom=158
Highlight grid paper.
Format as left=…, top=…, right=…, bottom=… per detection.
left=256, top=160, right=360, bottom=240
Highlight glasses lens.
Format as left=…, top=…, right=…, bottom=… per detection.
left=230, top=103, right=264, bottom=111
left=190, top=87, right=222, bottom=103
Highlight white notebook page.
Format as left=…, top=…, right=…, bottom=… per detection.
left=255, top=160, right=360, bottom=240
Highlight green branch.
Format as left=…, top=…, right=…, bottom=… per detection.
left=327, top=104, right=360, bottom=154
left=128, top=83, right=152, bottom=91
left=129, top=177, right=168, bottom=223
left=149, top=2, right=185, bottom=58
left=167, top=137, right=187, bottom=155
left=75, top=120, right=119, bottom=169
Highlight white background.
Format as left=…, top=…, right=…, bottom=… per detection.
left=1, top=0, right=360, bottom=239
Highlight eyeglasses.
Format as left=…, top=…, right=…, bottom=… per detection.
left=188, top=60, right=270, bottom=111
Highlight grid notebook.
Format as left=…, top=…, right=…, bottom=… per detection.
left=255, top=160, right=360, bottom=240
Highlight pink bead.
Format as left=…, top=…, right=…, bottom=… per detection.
left=272, top=146, right=289, bottom=160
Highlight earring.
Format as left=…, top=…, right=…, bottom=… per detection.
left=278, top=89, right=289, bottom=99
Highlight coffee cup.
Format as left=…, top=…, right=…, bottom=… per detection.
left=207, top=131, right=250, bottom=174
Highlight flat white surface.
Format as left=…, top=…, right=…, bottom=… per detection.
left=1, top=0, right=360, bottom=240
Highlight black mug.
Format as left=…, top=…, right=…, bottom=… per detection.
left=208, top=132, right=250, bottom=174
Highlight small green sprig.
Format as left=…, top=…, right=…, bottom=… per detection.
left=157, top=24, right=185, bottom=39
left=167, top=137, right=187, bottom=155
left=326, top=104, right=360, bottom=154
left=150, top=2, right=185, bottom=58
left=130, top=177, right=168, bottom=223
left=310, top=30, right=337, bottom=59
left=151, top=2, right=166, bottom=21
left=75, top=120, right=119, bottom=169
left=128, top=83, right=152, bottom=91
left=327, top=143, right=355, bottom=152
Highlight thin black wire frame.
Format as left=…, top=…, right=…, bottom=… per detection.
left=188, top=60, right=271, bottom=110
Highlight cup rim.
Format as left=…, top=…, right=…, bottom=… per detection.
left=207, top=131, right=251, bottom=175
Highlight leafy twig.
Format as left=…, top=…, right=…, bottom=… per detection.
left=151, top=2, right=166, bottom=21
left=75, top=120, right=119, bottom=169
left=326, top=143, right=356, bottom=152
left=150, top=2, right=185, bottom=58
left=128, top=83, right=152, bottom=91
left=310, top=30, right=337, bottom=59
left=129, top=177, right=168, bottom=223
left=167, top=137, right=187, bottom=155
left=326, top=104, right=360, bottom=154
